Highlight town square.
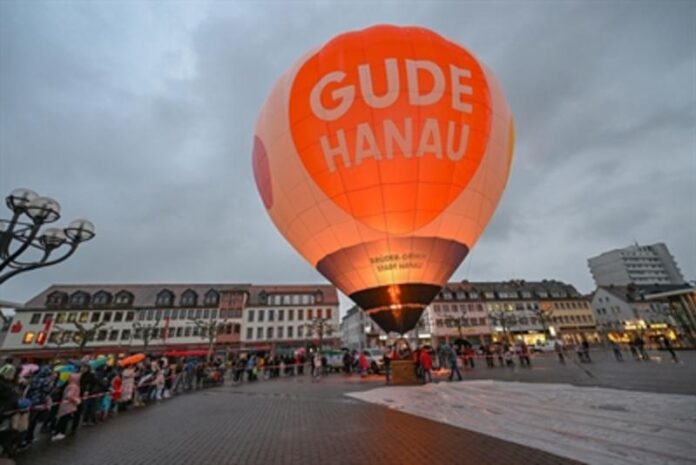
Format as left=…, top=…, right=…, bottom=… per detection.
left=1, top=1, right=694, bottom=465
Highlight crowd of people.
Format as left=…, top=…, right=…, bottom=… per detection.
left=0, top=354, right=226, bottom=457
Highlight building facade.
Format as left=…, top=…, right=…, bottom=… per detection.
left=591, top=284, right=684, bottom=344
left=241, top=285, right=340, bottom=353
left=342, top=280, right=596, bottom=349
left=588, top=242, right=686, bottom=287
left=1, top=283, right=339, bottom=357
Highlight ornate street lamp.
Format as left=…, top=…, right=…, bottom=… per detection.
left=0, top=188, right=95, bottom=285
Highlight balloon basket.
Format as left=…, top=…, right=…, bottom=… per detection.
left=389, top=337, right=419, bottom=385
left=390, top=359, right=419, bottom=385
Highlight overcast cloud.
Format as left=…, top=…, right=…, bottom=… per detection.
left=1, top=1, right=694, bottom=311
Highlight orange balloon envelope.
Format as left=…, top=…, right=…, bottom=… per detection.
left=253, top=25, right=514, bottom=333
left=118, top=353, right=145, bottom=367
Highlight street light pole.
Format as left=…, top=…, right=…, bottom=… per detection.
left=0, top=188, right=95, bottom=285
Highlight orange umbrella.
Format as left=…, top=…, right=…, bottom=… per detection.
left=118, top=353, right=145, bottom=367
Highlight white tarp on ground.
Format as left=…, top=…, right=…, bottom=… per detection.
left=347, top=380, right=696, bottom=465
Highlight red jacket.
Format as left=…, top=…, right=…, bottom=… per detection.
left=419, top=350, right=432, bottom=370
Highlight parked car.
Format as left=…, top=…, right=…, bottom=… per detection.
left=532, top=340, right=562, bottom=353
left=363, top=348, right=385, bottom=373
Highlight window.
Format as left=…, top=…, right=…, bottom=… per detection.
left=298, top=309, right=304, bottom=320
left=269, top=310, right=275, bottom=321
left=317, top=309, right=322, bottom=319
left=184, top=327, right=192, bottom=337
left=61, top=331, right=73, bottom=343
left=125, top=311, right=135, bottom=322
left=188, top=309, right=195, bottom=319
left=181, top=290, right=198, bottom=307
left=278, top=310, right=284, bottom=321
left=121, top=329, right=131, bottom=340
left=211, top=309, right=218, bottom=319
left=278, top=327, right=284, bottom=339
left=163, top=309, right=171, bottom=319
left=47, top=292, right=67, bottom=307
left=30, top=313, right=41, bottom=325
left=49, top=332, right=61, bottom=344
left=154, top=310, right=162, bottom=321
left=258, top=310, right=265, bottom=322
left=54, top=312, right=65, bottom=323
left=156, top=290, right=174, bottom=307
left=201, top=309, right=209, bottom=319
left=97, top=330, right=108, bottom=341
left=113, top=312, right=123, bottom=322
left=79, top=311, right=89, bottom=323
left=288, top=309, right=294, bottom=321
left=70, top=292, right=89, bottom=307
left=204, top=290, right=219, bottom=306
left=246, top=328, right=253, bottom=340
left=326, top=308, right=332, bottom=319
left=248, top=310, right=255, bottom=322
left=91, top=312, right=100, bottom=323
left=114, top=291, right=133, bottom=306
left=103, top=312, right=112, bottom=322
left=288, top=326, right=294, bottom=338
left=42, top=313, right=53, bottom=324
left=67, top=312, right=77, bottom=323
left=256, top=327, right=263, bottom=339
left=192, top=327, right=200, bottom=337
left=267, top=327, right=274, bottom=339
left=23, top=332, right=35, bottom=344
left=298, top=325, right=304, bottom=338
left=307, top=309, right=313, bottom=320
left=109, top=330, right=119, bottom=341
left=92, top=291, right=111, bottom=306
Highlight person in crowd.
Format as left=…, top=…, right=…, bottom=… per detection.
left=662, top=337, right=678, bottom=363
left=635, top=336, right=649, bottom=361
left=0, top=357, right=17, bottom=382
left=610, top=340, right=623, bottom=361
left=484, top=345, right=495, bottom=368
left=343, top=350, right=353, bottom=375
left=504, top=345, right=515, bottom=367
left=629, top=338, right=640, bottom=360
left=110, top=369, right=122, bottom=416
left=22, top=365, right=55, bottom=446
left=419, top=347, right=432, bottom=383
left=554, top=340, right=566, bottom=364
left=76, top=364, right=96, bottom=430
left=581, top=339, right=591, bottom=363
left=52, top=373, right=81, bottom=441
left=312, top=352, right=322, bottom=382
left=120, top=364, right=136, bottom=410
left=443, top=343, right=462, bottom=381
left=358, top=351, right=369, bottom=378
left=383, top=347, right=393, bottom=383
left=518, top=342, right=531, bottom=367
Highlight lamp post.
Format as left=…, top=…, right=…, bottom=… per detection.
left=0, top=188, right=95, bottom=285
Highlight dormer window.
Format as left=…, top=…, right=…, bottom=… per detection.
left=181, top=289, right=198, bottom=307
left=46, top=291, right=68, bottom=307
left=156, top=290, right=174, bottom=307
left=70, top=291, right=90, bottom=308
left=203, top=290, right=219, bottom=306
left=92, top=291, right=112, bottom=306
left=114, top=291, right=133, bottom=306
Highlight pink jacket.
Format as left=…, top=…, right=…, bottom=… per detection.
left=57, top=373, right=81, bottom=418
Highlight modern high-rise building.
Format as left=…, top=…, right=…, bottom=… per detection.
left=588, top=243, right=686, bottom=287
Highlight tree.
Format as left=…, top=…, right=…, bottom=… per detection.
left=488, top=310, right=516, bottom=344
left=304, top=317, right=335, bottom=350
left=133, top=319, right=160, bottom=353
left=191, top=318, right=228, bottom=362
left=531, top=303, right=554, bottom=338
left=71, top=321, right=109, bottom=355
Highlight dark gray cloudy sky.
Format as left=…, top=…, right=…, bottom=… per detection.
left=1, top=1, right=694, bottom=311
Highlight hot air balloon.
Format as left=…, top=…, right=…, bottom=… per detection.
left=253, top=24, right=514, bottom=335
